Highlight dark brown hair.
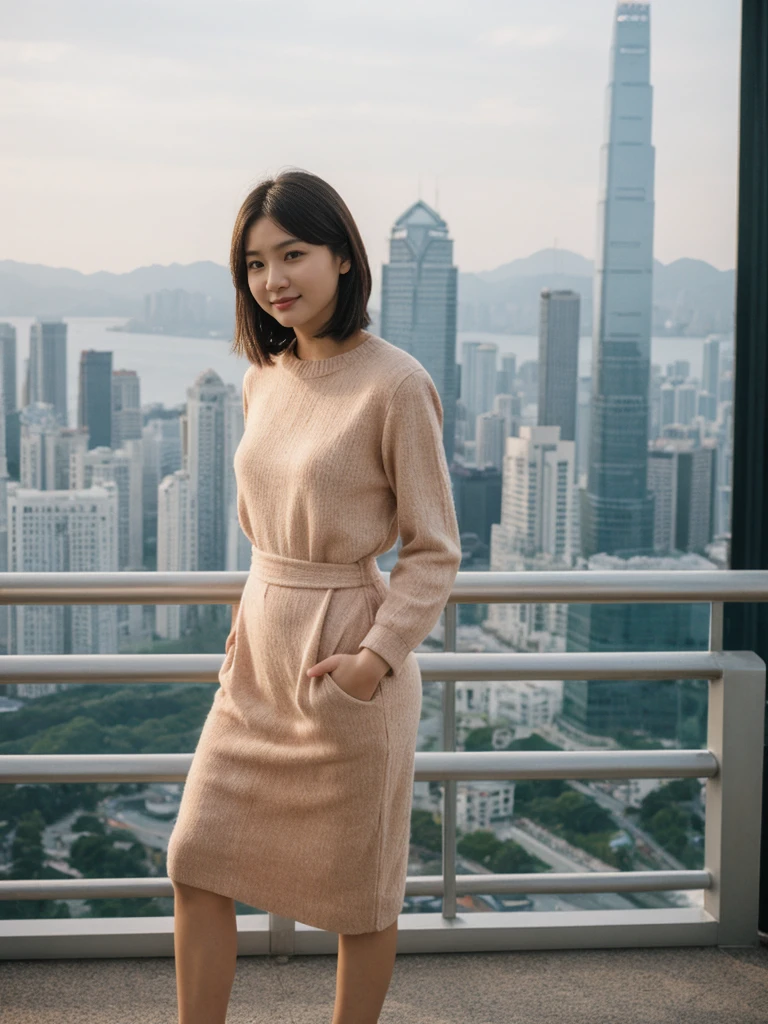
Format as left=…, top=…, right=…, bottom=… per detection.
left=229, top=168, right=372, bottom=366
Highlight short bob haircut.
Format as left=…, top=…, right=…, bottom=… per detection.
left=229, top=168, right=372, bottom=368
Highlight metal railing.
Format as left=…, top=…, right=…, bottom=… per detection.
left=0, top=569, right=765, bottom=958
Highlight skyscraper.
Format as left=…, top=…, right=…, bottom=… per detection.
left=702, top=336, right=721, bottom=400
left=582, top=2, right=655, bottom=558
left=0, top=324, right=14, bottom=653
left=647, top=439, right=717, bottom=554
left=0, top=322, right=18, bottom=417
left=487, top=425, right=576, bottom=652
left=380, top=200, right=458, bottom=464
left=537, top=289, right=580, bottom=443
left=499, top=426, right=576, bottom=564
left=28, top=318, right=67, bottom=426
left=78, top=349, right=113, bottom=449
left=156, top=469, right=197, bottom=640
left=112, top=369, right=142, bottom=449
left=460, top=341, right=498, bottom=445
left=8, top=481, right=119, bottom=671
left=185, top=369, right=232, bottom=572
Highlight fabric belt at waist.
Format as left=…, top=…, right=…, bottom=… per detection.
left=250, top=545, right=383, bottom=590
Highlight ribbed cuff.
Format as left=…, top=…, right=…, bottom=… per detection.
left=358, top=623, right=412, bottom=676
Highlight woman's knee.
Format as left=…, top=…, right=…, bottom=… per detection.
left=171, top=879, right=233, bottom=906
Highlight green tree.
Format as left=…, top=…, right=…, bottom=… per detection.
left=411, top=809, right=442, bottom=853
left=0, top=809, right=73, bottom=921
left=72, top=814, right=105, bottom=835
left=10, top=810, right=47, bottom=877
left=490, top=840, right=548, bottom=874
left=464, top=726, right=494, bottom=751
left=69, top=833, right=150, bottom=879
left=457, top=829, right=501, bottom=867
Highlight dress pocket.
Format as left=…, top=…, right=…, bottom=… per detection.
left=323, top=671, right=381, bottom=708
left=220, top=618, right=240, bottom=679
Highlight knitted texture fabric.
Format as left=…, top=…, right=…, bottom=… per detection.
left=165, top=329, right=462, bottom=933
left=234, top=329, right=462, bottom=675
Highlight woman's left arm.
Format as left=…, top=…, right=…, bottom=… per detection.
left=357, top=368, right=462, bottom=676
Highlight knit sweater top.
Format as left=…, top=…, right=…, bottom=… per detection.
left=234, top=329, right=462, bottom=676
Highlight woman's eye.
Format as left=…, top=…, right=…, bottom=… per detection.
left=248, top=251, right=302, bottom=270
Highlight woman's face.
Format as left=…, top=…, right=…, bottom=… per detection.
left=244, top=216, right=350, bottom=329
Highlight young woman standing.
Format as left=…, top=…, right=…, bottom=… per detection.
left=166, top=168, right=462, bottom=1024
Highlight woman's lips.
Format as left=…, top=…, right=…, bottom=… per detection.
left=273, top=297, right=299, bottom=310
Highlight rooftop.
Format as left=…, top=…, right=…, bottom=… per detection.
left=3, top=941, right=768, bottom=1023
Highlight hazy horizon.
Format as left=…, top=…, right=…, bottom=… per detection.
left=0, top=242, right=737, bottom=279
left=3, top=0, right=740, bottom=299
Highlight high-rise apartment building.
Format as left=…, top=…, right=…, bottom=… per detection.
left=185, top=369, right=235, bottom=572
left=156, top=470, right=197, bottom=640
left=486, top=426, right=576, bottom=653
left=112, top=369, right=142, bottom=449
left=72, top=444, right=144, bottom=571
left=475, top=412, right=507, bottom=471
left=8, top=481, right=119, bottom=687
left=647, top=439, right=717, bottom=554
left=460, top=342, right=499, bottom=445
left=142, top=416, right=184, bottom=566
left=28, top=318, right=67, bottom=426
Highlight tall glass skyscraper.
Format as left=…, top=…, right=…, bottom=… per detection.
left=582, top=2, right=655, bottom=558
left=537, top=289, right=580, bottom=443
left=78, top=349, right=113, bottom=450
left=380, top=200, right=458, bottom=465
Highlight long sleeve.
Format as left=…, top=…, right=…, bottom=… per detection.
left=358, top=368, right=462, bottom=676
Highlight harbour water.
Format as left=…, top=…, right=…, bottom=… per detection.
left=1, top=316, right=731, bottom=424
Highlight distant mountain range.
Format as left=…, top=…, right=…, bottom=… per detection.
left=0, top=248, right=735, bottom=337
left=461, top=250, right=735, bottom=336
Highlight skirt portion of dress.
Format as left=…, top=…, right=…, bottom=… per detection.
left=166, top=545, right=423, bottom=934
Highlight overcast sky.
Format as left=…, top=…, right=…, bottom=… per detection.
left=2, top=0, right=741, bottom=291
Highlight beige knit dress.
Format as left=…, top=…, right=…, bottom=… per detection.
left=165, top=330, right=462, bottom=934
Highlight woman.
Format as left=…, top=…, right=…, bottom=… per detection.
left=166, top=168, right=462, bottom=1023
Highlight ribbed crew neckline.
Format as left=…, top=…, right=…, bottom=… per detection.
left=279, top=331, right=376, bottom=378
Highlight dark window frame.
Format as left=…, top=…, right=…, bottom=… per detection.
left=723, top=0, right=768, bottom=933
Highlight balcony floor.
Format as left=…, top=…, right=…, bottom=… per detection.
left=2, top=941, right=768, bottom=1023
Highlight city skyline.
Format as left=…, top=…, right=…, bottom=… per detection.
left=2, top=0, right=740, bottom=284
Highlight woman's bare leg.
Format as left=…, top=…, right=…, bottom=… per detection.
left=172, top=880, right=238, bottom=1024
left=332, top=917, right=398, bottom=1024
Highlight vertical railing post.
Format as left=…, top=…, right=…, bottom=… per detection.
left=703, top=650, right=766, bottom=946
left=268, top=913, right=295, bottom=956
left=709, top=602, right=724, bottom=652
left=441, top=600, right=458, bottom=919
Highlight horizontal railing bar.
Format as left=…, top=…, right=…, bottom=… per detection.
left=0, top=878, right=174, bottom=900
left=0, top=749, right=718, bottom=784
left=1, top=569, right=768, bottom=605
left=416, top=749, right=717, bottom=780
left=410, top=870, right=713, bottom=895
left=0, top=869, right=713, bottom=901
left=0, top=650, right=736, bottom=684
left=450, top=571, right=768, bottom=604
